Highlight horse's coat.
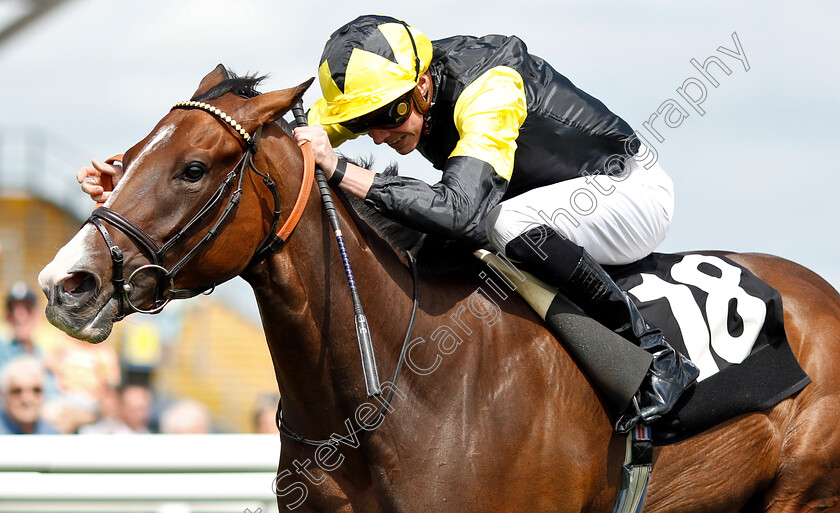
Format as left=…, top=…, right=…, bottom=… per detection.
left=39, top=66, right=840, bottom=512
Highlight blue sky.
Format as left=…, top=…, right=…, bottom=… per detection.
left=1, top=0, right=837, bottom=317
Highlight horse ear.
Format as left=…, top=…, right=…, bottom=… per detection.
left=243, top=77, right=316, bottom=128
left=193, top=64, right=230, bottom=97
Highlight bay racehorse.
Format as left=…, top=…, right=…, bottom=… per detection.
left=39, top=65, right=840, bottom=512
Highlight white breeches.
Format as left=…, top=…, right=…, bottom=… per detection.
left=485, top=152, right=674, bottom=266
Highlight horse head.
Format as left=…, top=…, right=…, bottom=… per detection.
left=39, top=65, right=313, bottom=343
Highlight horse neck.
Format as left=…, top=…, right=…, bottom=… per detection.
left=242, top=135, right=412, bottom=432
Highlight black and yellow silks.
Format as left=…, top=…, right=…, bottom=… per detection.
left=310, top=14, right=638, bottom=240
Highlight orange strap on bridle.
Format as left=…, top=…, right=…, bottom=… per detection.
left=104, top=154, right=124, bottom=166
left=93, top=154, right=124, bottom=209
left=276, top=141, right=315, bottom=242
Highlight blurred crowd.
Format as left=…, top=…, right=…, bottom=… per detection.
left=0, top=281, right=280, bottom=435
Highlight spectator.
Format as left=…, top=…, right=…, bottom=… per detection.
left=46, top=336, right=120, bottom=409
left=0, top=282, right=41, bottom=362
left=252, top=393, right=280, bottom=434
left=0, top=355, right=59, bottom=434
left=159, top=399, right=212, bottom=434
left=79, top=384, right=153, bottom=434
left=41, top=395, right=98, bottom=434
left=0, top=282, right=59, bottom=399
left=98, top=384, right=122, bottom=425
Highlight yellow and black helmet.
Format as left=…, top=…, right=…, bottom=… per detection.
left=309, top=15, right=433, bottom=127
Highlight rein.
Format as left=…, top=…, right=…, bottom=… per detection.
left=275, top=101, right=420, bottom=445
left=87, top=100, right=315, bottom=320
left=278, top=252, right=420, bottom=447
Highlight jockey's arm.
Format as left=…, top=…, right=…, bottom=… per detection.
left=360, top=67, right=526, bottom=238
left=363, top=156, right=508, bottom=239
left=294, top=124, right=507, bottom=239
left=295, top=69, right=526, bottom=239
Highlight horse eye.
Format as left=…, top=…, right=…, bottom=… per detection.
left=179, top=162, right=207, bottom=182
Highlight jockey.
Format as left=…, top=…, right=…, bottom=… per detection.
left=292, top=14, right=699, bottom=432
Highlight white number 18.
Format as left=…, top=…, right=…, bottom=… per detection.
left=628, top=255, right=766, bottom=381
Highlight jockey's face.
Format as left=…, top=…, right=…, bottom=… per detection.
left=367, top=72, right=431, bottom=155
left=368, top=107, right=423, bottom=155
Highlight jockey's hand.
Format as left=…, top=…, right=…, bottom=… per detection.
left=76, top=157, right=124, bottom=203
left=293, top=126, right=339, bottom=177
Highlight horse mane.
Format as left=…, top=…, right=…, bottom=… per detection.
left=191, top=66, right=266, bottom=102
left=340, top=158, right=426, bottom=253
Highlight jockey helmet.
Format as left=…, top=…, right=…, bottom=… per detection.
left=310, top=15, right=433, bottom=127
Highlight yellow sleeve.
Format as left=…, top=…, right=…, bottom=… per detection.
left=307, top=97, right=361, bottom=147
left=450, top=66, right=528, bottom=181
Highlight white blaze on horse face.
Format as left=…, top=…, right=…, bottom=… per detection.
left=39, top=124, right=176, bottom=294
left=38, top=223, right=98, bottom=292
left=103, top=123, right=175, bottom=208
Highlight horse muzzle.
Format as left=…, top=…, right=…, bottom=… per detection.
left=39, top=270, right=118, bottom=344
left=38, top=225, right=123, bottom=343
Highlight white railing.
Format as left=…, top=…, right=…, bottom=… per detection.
left=0, top=434, right=281, bottom=513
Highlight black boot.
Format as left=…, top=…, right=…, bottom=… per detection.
left=505, top=225, right=700, bottom=432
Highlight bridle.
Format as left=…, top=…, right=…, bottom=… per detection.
left=87, top=99, right=315, bottom=320
left=87, top=95, right=421, bottom=447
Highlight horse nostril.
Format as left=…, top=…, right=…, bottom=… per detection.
left=61, top=272, right=98, bottom=298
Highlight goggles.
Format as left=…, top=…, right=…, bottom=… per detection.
left=340, top=90, right=415, bottom=135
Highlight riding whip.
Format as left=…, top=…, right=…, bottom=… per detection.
left=292, top=101, right=382, bottom=397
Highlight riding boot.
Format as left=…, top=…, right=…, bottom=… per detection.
left=504, top=225, right=700, bottom=432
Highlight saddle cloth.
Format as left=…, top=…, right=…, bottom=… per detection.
left=607, top=253, right=811, bottom=444
left=476, top=250, right=811, bottom=445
